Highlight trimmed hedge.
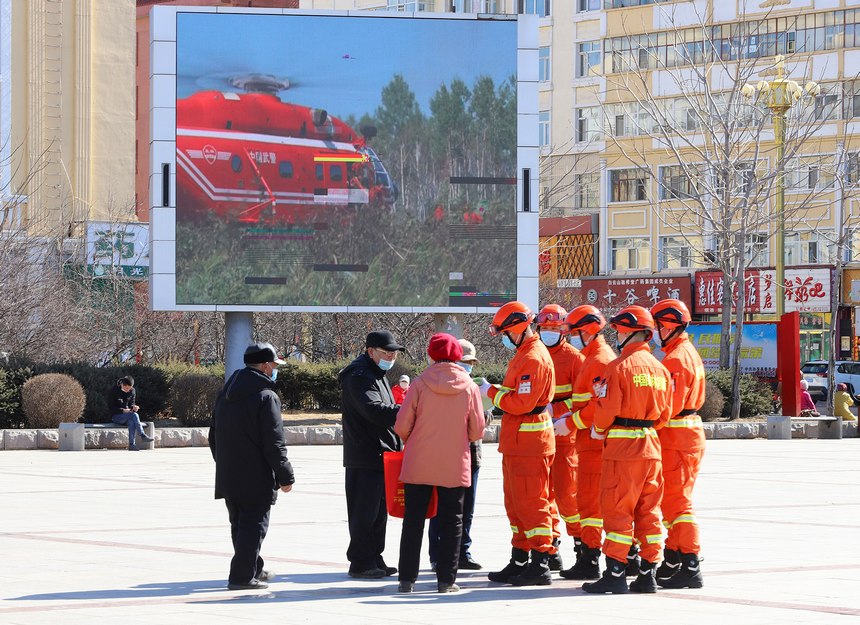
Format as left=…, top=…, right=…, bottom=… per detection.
left=170, top=373, right=223, bottom=426
left=22, top=373, right=86, bottom=428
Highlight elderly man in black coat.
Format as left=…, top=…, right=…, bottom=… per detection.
left=209, top=342, right=295, bottom=590
left=339, top=330, right=405, bottom=579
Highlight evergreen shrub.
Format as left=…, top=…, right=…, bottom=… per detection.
left=706, top=369, right=773, bottom=420
left=170, top=373, right=223, bottom=426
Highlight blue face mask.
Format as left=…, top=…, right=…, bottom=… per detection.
left=270, top=368, right=278, bottom=382
left=501, top=335, right=517, bottom=350
left=540, top=330, right=561, bottom=347
left=569, top=335, right=584, bottom=351
left=458, top=362, right=473, bottom=375
left=378, top=357, right=395, bottom=371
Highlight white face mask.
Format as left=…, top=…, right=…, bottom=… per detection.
left=540, top=330, right=561, bottom=347
left=569, top=335, right=584, bottom=351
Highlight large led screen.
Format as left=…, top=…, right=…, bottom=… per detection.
left=170, top=11, right=521, bottom=309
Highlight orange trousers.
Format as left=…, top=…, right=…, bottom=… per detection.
left=503, top=454, right=556, bottom=553
left=600, top=458, right=663, bottom=564
left=661, top=447, right=704, bottom=554
left=549, top=443, right=579, bottom=537
left=576, top=448, right=603, bottom=549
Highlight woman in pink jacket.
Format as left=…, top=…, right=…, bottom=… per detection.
left=394, top=333, right=486, bottom=594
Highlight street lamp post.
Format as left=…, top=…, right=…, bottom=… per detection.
left=742, top=56, right=819, bottom=316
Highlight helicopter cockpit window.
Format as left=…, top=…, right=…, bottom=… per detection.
left=376, top=172, right=390, bottom=187
left=330, top=165, right=343, bottom=182
left=278, top=161, right=294, bottom=179
left=231, top=155, right=242, bottom=173
left=315, top=164, right=324, bottom=181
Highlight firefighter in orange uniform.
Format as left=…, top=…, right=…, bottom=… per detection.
left=582, top=306, right=672, bottom=594
left=535, top=304, right=584, bottom=572
left=555, top=305, right=616, bottom=580
left=650, top=299, right=706, bottom=589
left=480, top=301, right=557, bottom=586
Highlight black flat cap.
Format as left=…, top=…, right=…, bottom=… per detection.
left=244, top=342, right=287, bottom=365
left=365, top=330, right=405, bottom=351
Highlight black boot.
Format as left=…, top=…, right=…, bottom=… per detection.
left=629, top=559, right=657, bottom=593
left=560, top=545, right=601, bottom=580
left=657, top=551, right=703, bottom=589
left=581, top=557, right=628, bottom=594
left=626, top=543, right=641, bottom=576
left=488, top=548, right=528, bottom=583
left=655, top=548, right=680, bottom=583
left=547, top=537, right=563, bottom=571
left=509, top=550, right=552, bottom=586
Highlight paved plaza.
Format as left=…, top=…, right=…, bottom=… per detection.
left=1, top=439, right=859, bottom=625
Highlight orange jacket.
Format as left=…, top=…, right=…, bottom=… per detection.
left=593, top=342, right=672, bottom=461
left=546, top=340, right=584, bottom=446
left=566, top=335, right=617, bottom=452
left=658, top=333, right=706, bottom=452
left=488, top=333, right=556, bottom=457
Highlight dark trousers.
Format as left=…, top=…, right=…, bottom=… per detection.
left=224, top=498, right=271, bottom=584
left=345, top=467, right=388, bottom=572
left=428, top=466, right=479, bottom=563
left=399, top=484, right=465, bottom=585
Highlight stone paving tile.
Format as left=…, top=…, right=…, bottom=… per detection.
left=1, top=441, right=859, bottom=624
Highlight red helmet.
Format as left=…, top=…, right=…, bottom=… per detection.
left=489, top=301, right=534, bottom=336
left=651, top=299, right=691, bottom=326
left=535, top=304, right=568, bottom=330
left=609, top=305, right=655, bottom=332
left=564, top=305, right=606, bottom=335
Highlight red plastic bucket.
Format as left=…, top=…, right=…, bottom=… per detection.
left=383, top=451, right=438, bottom=519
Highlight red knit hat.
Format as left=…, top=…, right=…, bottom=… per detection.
left=427, top=333, right=463, bottom=363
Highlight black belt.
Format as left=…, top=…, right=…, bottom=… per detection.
left=551, top=398, right=569, bottom=405
left=613, top=418, right=655, bottom=427
left=678, top=409, right=699, bottom=416
left=528, top=405, right=548, bottom=415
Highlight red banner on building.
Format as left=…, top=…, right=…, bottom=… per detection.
left=693, top=266, right=832, bottom=314
left=580, top=276, right=693, bottom=313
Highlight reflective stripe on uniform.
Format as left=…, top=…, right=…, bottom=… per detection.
left=561, top=513, right=581, bottom=524
left=572, top=411, right=587, bottom=430
left=524, top=526, right=553, bottom=539
left=646, top=534, right=662, bottom=544
left=510, top=524, right=519, bottom=534
left=555, top=384, right=572, bottom=394
left=493, top=387, right=513, bottom=409
left=605, top=532, right=633, bottom=546
left=519, top=419, right=553, bottom=432
left=570, top=392, right=593, bottom=402
left=666, top=416, right=702, bottom=428
left=664, top=514, right=696, bottom=529
left=580, top=517, right=603, bottom=528
left=607, top=428, right=659, bottom=439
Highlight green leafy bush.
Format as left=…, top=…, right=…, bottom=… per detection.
left=700, top=380, right=725, bottom=422
left=706, top=369, right=773, bottom=420
left=21, top=373, right=86, bottom=428
left=0, top=366, right=32, bottom=429
left=170, top=373, right=223, bottom=426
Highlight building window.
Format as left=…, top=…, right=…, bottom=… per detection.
left=610, top=238, right=650, bottom=271
left=577, top=41, right=601, bottom=78
left=744, top=233, right=768, bottom=267
left=786, top=157, right=834, bottom=190
left=386, top=1, right=427, bottom=10
left=814, top=90, right=840, bottom=121
left=539, top=111, right=550, bottom=147
left=785, top=231, right=832, bottom=265
left=605, top=0, right=673, bottom=7
left=539, top=46, right=551, bottom=82
left=519, top=0, right=550, bottom=17
left=578, top=0, right=600, bottom=11
left=575, top=172, right=599, bottom=210
left=610, top=168, right=648, bottom=202
left=576, top=107, right=601, bottom=143
left=660, top=236, right=696, bottom=269
left=659, top=165, right=702, bottom=200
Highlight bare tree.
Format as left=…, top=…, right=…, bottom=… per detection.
left=592, top=4, right=840, bottom=418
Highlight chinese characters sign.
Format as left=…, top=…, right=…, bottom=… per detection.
left=86, top=222, right=149, bottom=279
left=579, top=276, right=692, bottom=313
left=683, top=323, right=778, bottom=378
left=694, top=267, right=831, bottom=314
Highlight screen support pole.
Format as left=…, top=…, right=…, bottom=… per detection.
left=225, top=312, right=254, bottom=380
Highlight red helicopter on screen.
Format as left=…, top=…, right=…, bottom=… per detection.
left=176, top=73, right=398, bottom=224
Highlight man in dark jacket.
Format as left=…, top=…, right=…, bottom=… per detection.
left=209, top=342, right=295, bottom=591
left=340, top=330, right=404, bottom=579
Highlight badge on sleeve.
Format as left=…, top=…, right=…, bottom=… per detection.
left=518, top=374, right=532, bottom=395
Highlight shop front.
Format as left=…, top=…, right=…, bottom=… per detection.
left=579, top=275, right=693, bottom=315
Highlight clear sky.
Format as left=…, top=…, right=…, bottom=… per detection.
left=176, top=12, right=518, bottom=121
